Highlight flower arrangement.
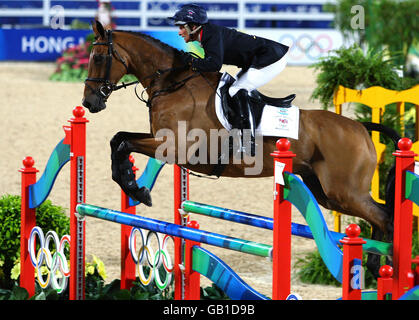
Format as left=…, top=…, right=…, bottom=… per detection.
left=49, top=32, right=137, bottom=84
left=49, top=36, right=93, bottom=82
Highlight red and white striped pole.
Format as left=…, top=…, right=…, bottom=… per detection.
left=174, top=164, right=189, bottom=299
left=392, top=137, right=416, bottom=299
left=271, top=138, right=295, bottom=299
left=68, top=106, right=88, bottom=300
left=184, top=220, right=201, bottom=300
left=19, top=156, right=38, bottom=297
left=340, top=224, right=366, bottom=300
left=120, top=156, right=138, bottom=290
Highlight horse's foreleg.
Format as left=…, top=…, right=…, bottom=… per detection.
left=110, top=131, right=158, bottom=206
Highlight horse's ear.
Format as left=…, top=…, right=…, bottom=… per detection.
left=92, top=20, right=106, bottom=39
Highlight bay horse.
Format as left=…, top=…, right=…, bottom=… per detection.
left=82, top=21, right=398, bottom=276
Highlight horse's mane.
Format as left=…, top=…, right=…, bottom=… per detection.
left=115, top=30, right=181, bottom=56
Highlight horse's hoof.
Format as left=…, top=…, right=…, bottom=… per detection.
left=137, top=186, right=152, bottom=207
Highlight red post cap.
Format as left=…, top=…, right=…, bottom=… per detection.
left=73, top=106, right=85, bottom=118
left=22, top=156, right=35, bottom=168
left=339, top=223, right=366, bottom=245
left=277, top=138, right=291, bottom=152
left=19, top=156, right=38, bottom=173
left=69, top=106, right=88, bottom=124
left=345, top=223, right=361, bottom=238
left=271, top=138, right=295, bottom=161
left=379, top=265, right=393, bottom=278
left=397, top=137, right=412, bottom=151
left=393, top=137, right=417, bottom=157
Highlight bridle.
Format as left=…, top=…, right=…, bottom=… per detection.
left=84, top=29, right=210, bottom=107
left=84, top=29, right=138, bottom=101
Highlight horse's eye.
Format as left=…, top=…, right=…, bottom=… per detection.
left=94, top=55, right=104, bottom=64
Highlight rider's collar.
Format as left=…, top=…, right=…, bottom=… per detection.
left=199, top=28, right=203, bottom=42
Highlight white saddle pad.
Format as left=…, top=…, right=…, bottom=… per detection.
left=215, top=72, right=299, bottom=140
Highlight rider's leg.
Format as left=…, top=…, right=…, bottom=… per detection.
left=230, top=88, right=256, bottom=156
left=228, top=54, right=288, bottom=156
left=228, top=53, right=288, bottom=97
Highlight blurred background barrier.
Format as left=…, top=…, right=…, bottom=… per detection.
left=0, top=0, right=344, bottom=64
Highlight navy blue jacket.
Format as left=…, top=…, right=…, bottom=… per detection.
left=190, top=23, right=289, bottom=72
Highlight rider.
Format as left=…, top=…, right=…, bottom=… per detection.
left=168, top=3, right=289, bottom=156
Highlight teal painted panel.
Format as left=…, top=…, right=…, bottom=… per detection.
left=399, top=285, right=419, bottom=300
left=405, top=171, right=419, bottom=206
left=192, top=246, right=268, bottom=300
left=28, top=139, right=70, bottom=208
left=283, top=172, right=343, bottom=283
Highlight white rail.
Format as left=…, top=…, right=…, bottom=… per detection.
left=0, top=0, right=336, bottom=30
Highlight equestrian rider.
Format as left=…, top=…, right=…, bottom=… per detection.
left=168, top=4, right=289, bottom=156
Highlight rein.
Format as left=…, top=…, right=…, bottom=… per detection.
left=136, top=72, right=200, bottom=107
left=84, top=29, right=202, bottom=106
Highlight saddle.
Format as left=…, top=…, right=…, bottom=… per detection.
left=219, top=73, right=296, bottom=131
left=210, top=73, right=296, bottom=177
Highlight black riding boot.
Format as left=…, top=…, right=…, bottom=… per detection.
left=231, top=89, right=256, bottom=156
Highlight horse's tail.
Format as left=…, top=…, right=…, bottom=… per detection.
left=361, top=122, right=401, bottom=149
left=361, top=121, right=401, bottom=229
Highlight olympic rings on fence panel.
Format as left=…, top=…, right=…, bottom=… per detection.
left=278, top=33, right=334, bottom=61
left=138, top=244, right=155, bottom=285
left=129, top=227, right=174, bottom=290
left=145, top=231, right=161, bottom=268
left=154, top=249, right=172, bottom=290
left=161, top=235, right=174, bottom=273
left=28, top=226, right=70, bottom=293
left=129, top=227, right=145, bottom=264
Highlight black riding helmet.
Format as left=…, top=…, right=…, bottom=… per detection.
left=168, top=4, right=208, bottom=34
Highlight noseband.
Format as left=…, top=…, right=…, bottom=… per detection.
left=85, top=29, right=137, bottom=101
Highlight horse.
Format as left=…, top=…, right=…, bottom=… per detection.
left=82, top=21, right=398, bottom=276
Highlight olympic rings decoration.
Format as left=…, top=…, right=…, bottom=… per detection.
left=129, top=227, right=174, bottom=290
left=28, top=226, right=70, bottom=293
left=278, top=33, right=333, bottom=61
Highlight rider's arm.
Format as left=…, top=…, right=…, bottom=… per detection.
left=190, top=28, right=223, bottom=72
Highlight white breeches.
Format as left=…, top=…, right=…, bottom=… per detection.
left=228, top=52, right=288, bottom=97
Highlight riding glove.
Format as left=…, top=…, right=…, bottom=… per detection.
left=179, top=50, right=194, bottom=67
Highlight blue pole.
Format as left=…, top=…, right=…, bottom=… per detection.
left=182, top=201, right=391, bottom=256
left=76, top=203, right=272, bottom=258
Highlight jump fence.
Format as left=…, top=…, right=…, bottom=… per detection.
left=20, top=106, right=419, bottom=300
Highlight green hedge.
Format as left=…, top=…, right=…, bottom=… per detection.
left=0, top=195, right=69, bottom=290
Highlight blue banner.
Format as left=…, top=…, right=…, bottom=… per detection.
left=0, top=29, right=91, bottom=61
left=0, top=28, right=201, bottom=61
left=0, top=27, right=341, bottom=65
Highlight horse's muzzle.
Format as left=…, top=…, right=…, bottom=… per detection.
left=82, top=94, right=107, bottom=113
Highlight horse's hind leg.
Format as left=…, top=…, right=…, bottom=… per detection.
left=317, top=168, right=393, bottom=277
left=320, top=183, right=392, bottom=277
left=110, top=131, right=159, bottom=206
left=310, top=142, right=394, bottom=277
left=349, top=198, right=393, bottom=277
